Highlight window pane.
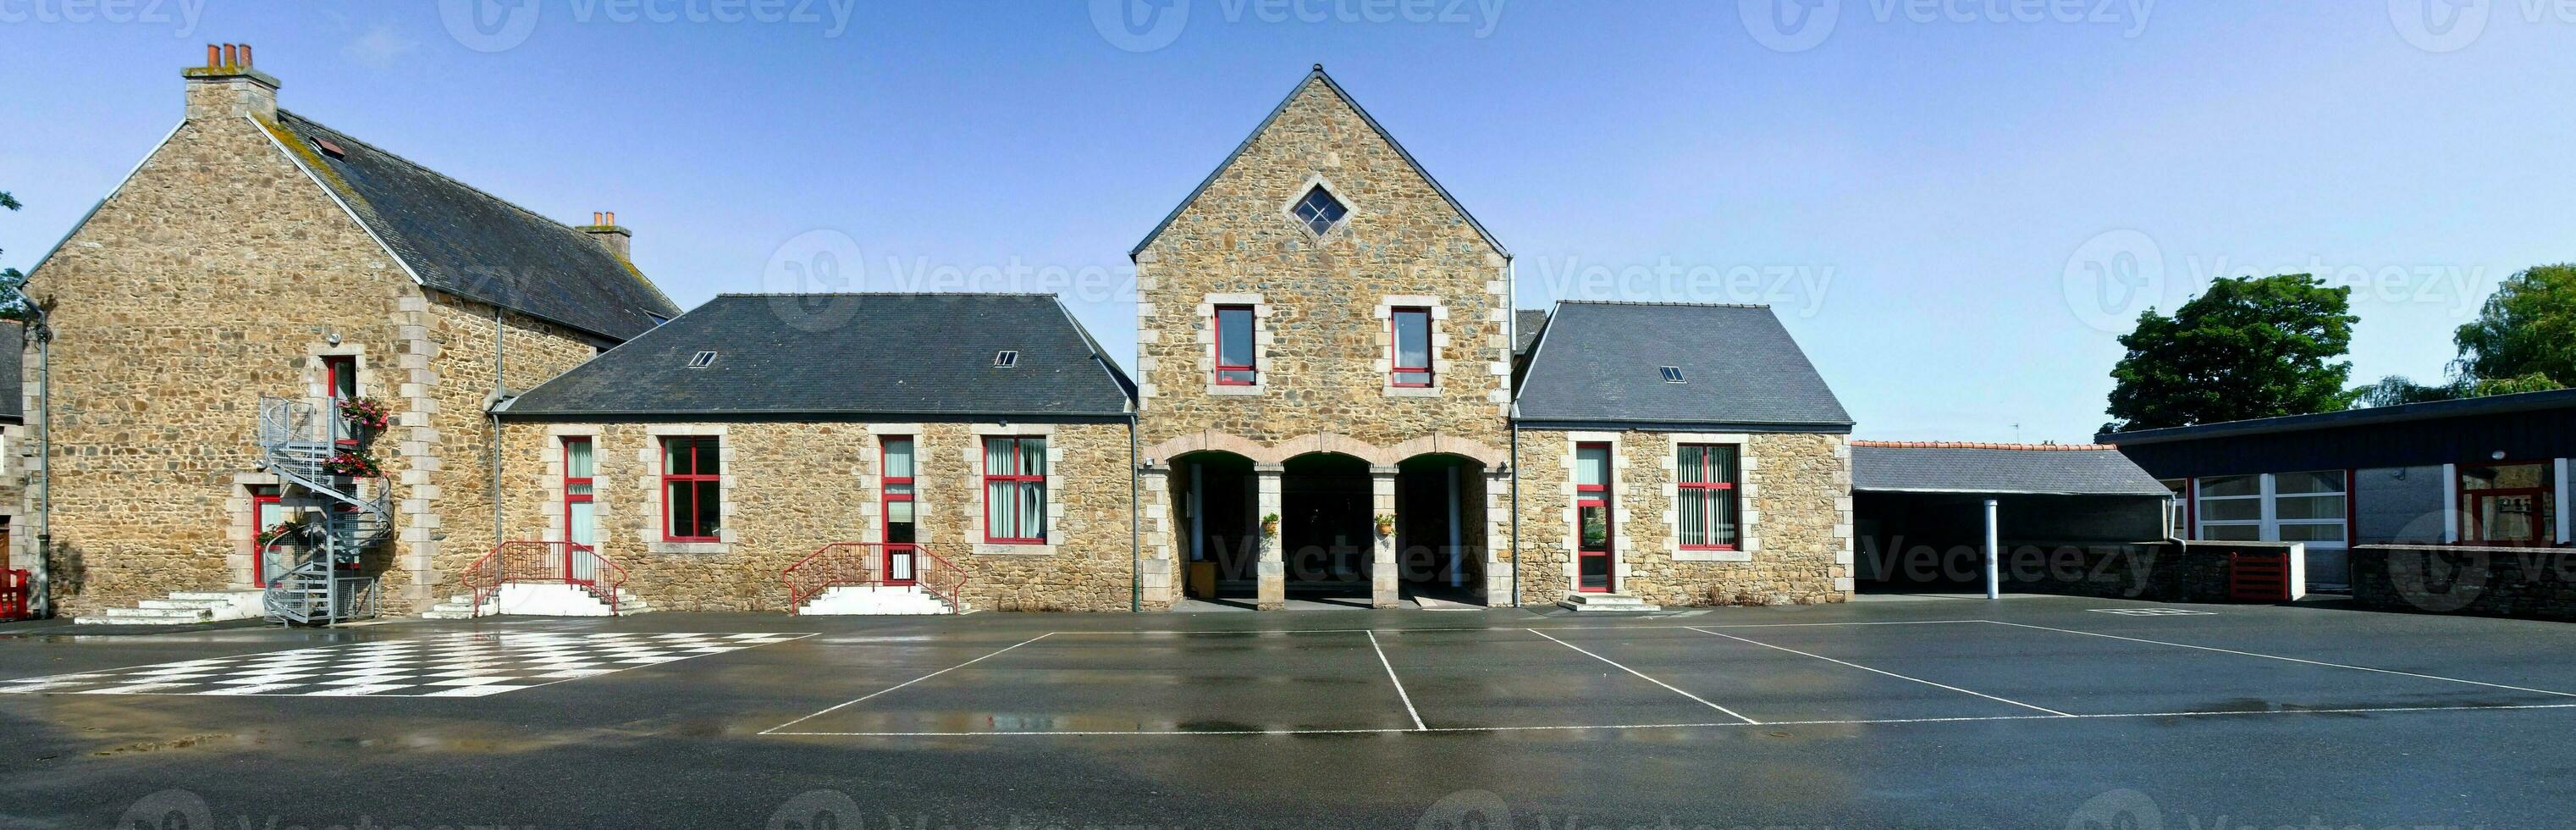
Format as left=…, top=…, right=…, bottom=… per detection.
left=985, top=439, right=1012, bottom=476
left=2204, top=524, right=2263, bottom=540
left=565, top=440, right=593, bottom=478
left=2274, top=495, right=2345, bottom=521
left=1217, top=307, right=1254, bottom=367
left=692, top=481, right=722, bottom=536
left=987, top=481, right=1015, bottom=539
left=1393, top=370, right=1431, bottom=386
left=1707, top=445, right=1738, bottom=484
left=2199, top=475, right=2260, bottom=497
left=1394, top=310, right=1429, bottom=368
left=2201, top=499, right=2262, bottom=522
left=1217, top=368, right=1258, bottom=385
left=883, top=439, right=913, bottom=479
left=1679, top=445, right=1707, bottom=484
left=568, top=501, right=595, bottom=547
left=2463, top=463, right=2547, bottom=490
left=1020, top=481, right=1046, bottom=540
left=1679, top=488, right=1705, bottom=545
left=1018, top=438, right=1046, bottom=476
left=1579, top=505, right=1608, bottom=549
left=887, top=499, right=913, bottom=525
left=568, top=481, right=593, bottom=497
left=666, top=480, right=692, bottom=537
left=665, top=440, right=692, bottom=476
left=1713, top=488, right=1739, bottom=546
left=2273, top=471, right=2344, bottom=495
left=2278, top=523, right=2345, bottom=542
left=1575, top=445, right=1609, bottom=487
left=695, top=439, right=720, bottom=476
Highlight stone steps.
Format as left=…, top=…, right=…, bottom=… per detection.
left=74, top=589, right=267, bottom=625
left=421, top=585, right=653, bottom=619
left=798, top=585, right=963, bottom=616
left=1557, top=593, right=1661, bottom=613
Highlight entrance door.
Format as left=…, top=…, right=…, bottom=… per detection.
left=562, top=438, right=598, bottom=585
left=1575, top=443, right=1614, bottom=593
left=2470, top=489, right=2546, bottom=544
left=882, top=437, right=918, bottom=584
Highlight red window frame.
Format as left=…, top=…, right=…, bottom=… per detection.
left=323, top=355, right=358, bottom=401
left=660, top=436, right=722, bottom=543
left=1676, top=444, right=1740, bottom=551
left=561, top=437, right=593, bottom=550
left=2457, top=460, right=2557, bottom=547
left=983, top=437, right=1047, bottom=545
left=1390, top=307, right=1432, bottom=387
left=880, top=437, right=917, bottom=584
left=1213, top=305, right=1256, bottom=385
left=251, top=484, right=284, bottom=584
left=1575, top=442, right=1615, bottom=593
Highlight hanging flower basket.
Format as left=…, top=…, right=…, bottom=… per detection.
left=326, top=451, right=383, bottom=478
left=1374, top=514, right=1397, bottom=537
left=1260, top=513, right=1281, bottom=538
left=258, top=520, right=303, bottom=545
left=340, top=396, right=394, bottom=433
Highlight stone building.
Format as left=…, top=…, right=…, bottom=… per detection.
left=14, top=46, right=679, bottom=622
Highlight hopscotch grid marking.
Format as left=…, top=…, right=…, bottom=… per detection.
left=1525, top=628, right=1760, bottom=725
left=0, top=633, right=816, bottom=698
left=1682, top=626, right=2075, bottom=717
left=1365, top=630, right=1428, bottom=731
left=764, top=701, right=2576, bottom=737
left=758, top=632, right=1057, bottom=735
left=1040, top=620, right=1988, bottom=638
left=1984, top=620, right=2576, bottom=699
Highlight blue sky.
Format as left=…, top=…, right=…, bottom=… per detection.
left=3, top=1, right=2571, bottom=442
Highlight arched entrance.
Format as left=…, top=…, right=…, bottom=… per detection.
left=1279, top=452, right=1375, bottom=606
left=1396, top=453, right=1487, bottom=604
left=1170, top=451, right=1260, bottom=603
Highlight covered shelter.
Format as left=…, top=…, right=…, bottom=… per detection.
left=1851, top=442, right=2173, bottom=594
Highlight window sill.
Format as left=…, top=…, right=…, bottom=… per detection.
left=650, top=541, right=731, bottom=556
left=1205, top=385, right=1266, bottom=396
left=1382, top=385, right=1442, bottom=398
left=975, top=542, right=1057, bottom=556
left=1674, top=549, right=1752, bottom=562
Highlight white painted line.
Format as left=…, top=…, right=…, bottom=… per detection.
left=1525, top=628, right=1760, bottom=725
left=1985, top=620, right=2576, bottom=700
left=759, top=632, right=1056, bottom=735
left=1365, top=630, right=1429, bottom=731
left=1682, top=626, right=2074, bottom=717
left=765, top=701, right=2576, bottom=737
left=1041, top=620, right=1986, bottom=638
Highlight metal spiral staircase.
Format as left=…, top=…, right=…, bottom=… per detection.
left=256, top=396, right=392, bottom=624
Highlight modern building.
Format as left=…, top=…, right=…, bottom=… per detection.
left=1848, top=441, right=2171, bottom=591
left=2101, top=389, right=2576, bottom=588
left=12, top=51, right=1864, bottom=620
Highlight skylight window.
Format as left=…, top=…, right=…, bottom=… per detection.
left=994, top=351, right=1020, bottom=368
left=1291, top=185, right=1347, bottom=235
left=687, top=351, right=717, bottom=368
left=1659, top=366, right=1685, bottom=384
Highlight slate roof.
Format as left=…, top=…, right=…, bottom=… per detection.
left=1514, top=302, right=1852, bottom=431
left=267, top=110, right=680, bottom=341
left=2099, top=387, right=2576, bottom=445
left=0, top=322, right=19, bottom=424
left=500, top=294, right=1135, bottom=419
left=1851, top=442, right=2171, bottom=496
left=1513, top=309, right=1549, bottom=356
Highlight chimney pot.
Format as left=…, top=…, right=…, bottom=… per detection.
left=240, top=45, right=252, bottom=67
left=184, top=43, right=279, bottom=121
left=581, top=213, right=632, bottom=260
left=222, top=44, right=236, bottom=66
left=206, top=44, right=219, bottom=67
left=605, top=211, right=615, bottom=224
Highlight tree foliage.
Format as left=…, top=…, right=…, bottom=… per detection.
left=2106, top=274, right=2358, bottom=431
left=2454, top=263, right=2576, bottom=388
left=0, top=189, right=24, bottom=323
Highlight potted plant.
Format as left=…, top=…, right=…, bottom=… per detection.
left=1374, top=513, right=1396, bottom=537
left=1260, top=512, right=1280, bottom=538
left=325, top=451, right=383, bottom=478
left=257, top=520, right=302, bottom=546
left=339, top=396, right=393, bottom=434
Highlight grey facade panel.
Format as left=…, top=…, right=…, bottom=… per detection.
left=2354, top=465, right=2447, bottom=545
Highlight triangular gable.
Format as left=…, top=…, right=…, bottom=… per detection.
left=1128, top=66, right=1509, bottom=259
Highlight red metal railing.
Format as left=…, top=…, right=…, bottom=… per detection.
left=0, top=569, right=29, bottom=621
left=461, top=540, right=632, bottom=617
left=782, top=542, right=966, bottom=615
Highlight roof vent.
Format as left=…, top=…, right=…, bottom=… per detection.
left=1659, top=366, right=1685, bottom=384
left=994, top=351, right=1020, bottom=368
left=311, top=136, right=345, bottom=158
left=687, top=351, right=717, bottom=368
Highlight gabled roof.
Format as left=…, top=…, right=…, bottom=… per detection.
left=1129, top=66, right=1508, bottom=259
left=499, top=294, right=1135, bottom=420
left=1514, top=302, right=1852, bottom=432
left=265, top=110, right=680, bottom=341
left=1513, top=309, right=1549, bottom=356
left=1851, top=442, right=2171, bottom=496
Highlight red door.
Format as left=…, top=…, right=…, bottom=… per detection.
left=1575, top=443, right=1614, bottom=593
left=882, top=438, right=918, bottom=585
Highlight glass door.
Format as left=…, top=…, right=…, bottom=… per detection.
left=1575, top=443, right=1614, bottom=593
left=882, top=437, right=917, bottom=584
left=563, top=438, right=597, bottom=585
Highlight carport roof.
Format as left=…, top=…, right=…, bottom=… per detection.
left=1851, top=442, right=2171, bottom=496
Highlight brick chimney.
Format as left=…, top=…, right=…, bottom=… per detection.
left=577, top=212, right=632, bottom=260
left=183, top=43, right=279, bottom=121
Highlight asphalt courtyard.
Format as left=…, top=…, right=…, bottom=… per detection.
left=4, top=595, right=2573, bottom=828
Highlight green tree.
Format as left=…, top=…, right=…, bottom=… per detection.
left=2107, top=274, right=2359, bottom=431
left=0, top=189, right=25, bottom=322
left=2454, top=263, right=2576, bottom=387
left=2353, top=374, right=2464, bottom=408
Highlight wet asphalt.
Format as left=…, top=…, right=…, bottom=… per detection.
left=3, top=595, right=2574, bottom=829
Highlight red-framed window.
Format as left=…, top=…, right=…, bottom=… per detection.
left=251, top=484, right=285, bottom=584
left=322, top=355, right=358, bottom=401
left=983, top=436, right=1048, bottom=544
left=1214, top=305, right=1257, bottom=385
left=2460, top=462, right=2556, bottom=546
left=881, top=437, right=918, bottom=583
left=562, top=438, right=596, bottom=550
left=660, top=436, right=722, bottom=542
left=1575, top=442, right=1615, bottom=592
left=1677, top=445, right=1740, bottom=550
left=1390, top=307, right=1432, bottom=387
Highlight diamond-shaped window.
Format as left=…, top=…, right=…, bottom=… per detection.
left=1291, top=186, right=1348, bottom=235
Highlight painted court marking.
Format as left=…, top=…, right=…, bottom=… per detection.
left=1365, top=630, right=1428, bottom=731
left=1, top=633, right=814, bottom=698
left=1682, top=626, right=2075, bottom=717
left=760, top=632, right=1056, bottom=735
left=1524, top=628, right=1762, bottom=725
left=1988, top=620, right=2576, bottom=699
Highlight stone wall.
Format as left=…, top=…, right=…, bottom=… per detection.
left=1133, top=75, right=1509, bottom=451
left=491, top=419, right=1138, bottom=612
left=1514, top=429, right=1852, bottom=606
left=20, top=102, right=419, bottom=617
left=2352, top=545, right=2576, bottom=620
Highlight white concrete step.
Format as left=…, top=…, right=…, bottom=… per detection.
left=1558, top=593, right=1661, bottom=612
left=74, top=589, right=267, bottom=625
left=798, top=585, right=960, bottom=616
left=419, top=584, right=651, bottom=618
